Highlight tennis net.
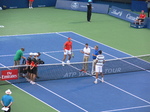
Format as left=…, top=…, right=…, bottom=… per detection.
left=0, top=54, right=150, bottom=85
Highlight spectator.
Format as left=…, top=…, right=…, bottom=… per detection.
left=1, top=89, right=14, bottom=112
left=80, top=43, right=91, bottom=73
left=14, top=48, right=26, bottom=66
left=134, top=10, right=146, bottom=25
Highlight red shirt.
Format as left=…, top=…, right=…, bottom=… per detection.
left=30, top=61, right=37, bottom=67
left=64, top=41, right=72, bottom=50
left=29, top=0, right=34, bottom=2
left=139, top=14, right=146, bottom=19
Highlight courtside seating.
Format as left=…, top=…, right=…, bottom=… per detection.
left=130, top=17, right=148, bottom=29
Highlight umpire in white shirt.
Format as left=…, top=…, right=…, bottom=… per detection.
left=80, top=43, right=91, bottom=73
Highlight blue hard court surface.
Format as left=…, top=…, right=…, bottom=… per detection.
left=0, top=32, right=150, bottom=112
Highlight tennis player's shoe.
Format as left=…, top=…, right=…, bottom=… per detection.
left=30, top=81, right=35, bottom=84
left=80, top=69, right=84, bottom=72
left=29, top=7, right=33, bottom=9
left=101, top=78, right=104, bottom=83
left=94, top=80, right=98, bottom=84
left=66, top=60, right=70, bottom=64
left=32, top=81, right=35, bottom=84
left=62, top=61, right=65, bottom=66
left=84, top=70, right=87, bottom=73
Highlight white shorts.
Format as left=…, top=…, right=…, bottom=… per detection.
left=64, top=49, right=71, bottom=55
left=95, top=65, right=103, bottom=73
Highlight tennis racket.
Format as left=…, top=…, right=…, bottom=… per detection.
left=72, top=52, right=74, bottom=58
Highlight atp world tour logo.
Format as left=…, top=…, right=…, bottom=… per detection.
left=71, top=2, right=79, bottom=10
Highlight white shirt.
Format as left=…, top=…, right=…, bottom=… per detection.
left=96, top=54, right=105, bottom=66
left=83, top=47, right=91, bottom=57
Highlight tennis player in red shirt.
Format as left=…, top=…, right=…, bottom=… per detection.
left=62, top=37, right=72, bottom=66
left=134, top=10, right=146, bottom=25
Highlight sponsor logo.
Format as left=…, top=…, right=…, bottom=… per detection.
left=38, top=5, right=46, bottom=7
left=105, top=68, right=121, bottom=74
left=71, top=2, right=79, bottom=10
left=80, top=5, right=86, bottom=8
left=63, top=71, right=90, bottom=78
left=126, top=13, right=138, bottom=21
left=111, top=9, right=123, bottom=16
left=2, top=74, right=17, bottom=79
left=1, top=69, right=18, bottom=80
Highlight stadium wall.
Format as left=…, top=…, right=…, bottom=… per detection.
left=0, top=0, right=147, bottom=12
left=55, top=0, right=109, bottom=14
left=0, top=0, right=56, bottom=9
left=131, top=0, right=147, bottom=12
left=108, top=6, right=139, bottom=23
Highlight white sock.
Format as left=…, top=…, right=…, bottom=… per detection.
left=101, top=77, right=104, bottom=81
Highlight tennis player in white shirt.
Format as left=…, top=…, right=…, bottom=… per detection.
left=94, top=50, right=105, bottom=84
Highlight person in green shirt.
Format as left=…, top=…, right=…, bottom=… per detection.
left=14, top=48, right=26, bottom=65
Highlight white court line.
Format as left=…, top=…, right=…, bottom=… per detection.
left=0, top=31, right=70, bottom=37
left=0, top=63, right=10, bottom=70
left=68, top=31, right=133, bottom=57
left=0, top=48, right=83, bottom=57
left=101, top=105, right=150, bottom=112
left=0, top=63, right=60, bottom=112
left=36, top=82, right=88, bottom=112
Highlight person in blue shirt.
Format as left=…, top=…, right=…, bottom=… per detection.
left=1, top=89, right=14, bottom=112
left=92, top=45, right=99, bottom=75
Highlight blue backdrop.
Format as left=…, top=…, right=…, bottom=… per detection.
left=0, top=0, right=148, bottom=12
left=0, top=0, right=56, bottom=8
left=131, top=0, right=148, bottom=12
left=55, top=0, right=109, bottom=14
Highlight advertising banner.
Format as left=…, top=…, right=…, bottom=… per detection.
left=1, top=69, right=18, bottom=81
left=55, top=0, right=109, bottom=14
left=108, top=6, right=139, bottom=23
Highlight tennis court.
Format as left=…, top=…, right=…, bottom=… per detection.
left=0, top=6, right=150, bottom=112
left=0, top=31, right=150, bottom=112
